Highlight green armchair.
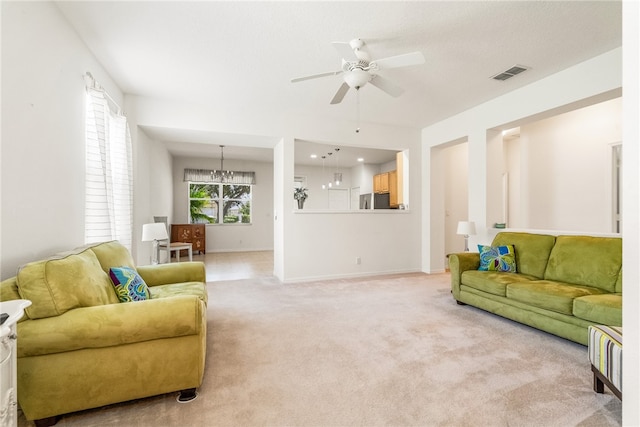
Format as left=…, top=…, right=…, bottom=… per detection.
left=0, top=241, right=208, bottom=426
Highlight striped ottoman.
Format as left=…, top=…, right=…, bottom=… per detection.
left=588, top=325, right=622, bottom=400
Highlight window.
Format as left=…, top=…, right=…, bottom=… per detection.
left=84, top=85, right=133, bottom=249
left=189, top=183, right=251, bottom=224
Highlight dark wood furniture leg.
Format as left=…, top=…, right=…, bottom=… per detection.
left=591, top=365, right=622, bottom=400
left=34, top=416, right=60, bottom=427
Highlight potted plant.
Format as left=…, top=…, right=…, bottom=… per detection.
left=294, top=187, right=308, bottom=209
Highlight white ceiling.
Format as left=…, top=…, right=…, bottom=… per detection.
left=55, top=1, right=621, bottom=162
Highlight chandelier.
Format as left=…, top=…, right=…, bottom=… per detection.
left=210, top=145, right=233, bottom=183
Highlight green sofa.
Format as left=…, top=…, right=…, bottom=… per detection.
left=449, top=232, right=622, bottom=345
left=0, top=241, right=208, bottom=426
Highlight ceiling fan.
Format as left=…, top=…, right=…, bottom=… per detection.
left=291, top=38, right=425, bottom=104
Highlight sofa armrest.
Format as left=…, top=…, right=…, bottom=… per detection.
left=449, top=252, right=480, bottom=300
left=137, top=262, right=206, bottom=287
left=17, top=295, right=205, bottom=357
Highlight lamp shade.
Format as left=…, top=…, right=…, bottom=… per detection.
left=456, top=221, right=476, bottom=236
left=141, top=223, right=168, bottom=242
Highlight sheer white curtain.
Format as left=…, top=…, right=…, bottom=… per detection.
left=84, top=87, right=133, bottom=249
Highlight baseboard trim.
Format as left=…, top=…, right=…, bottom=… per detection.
left=205, top=248, right=273, bottom=253
left=281, top=269, right=425, bottom=284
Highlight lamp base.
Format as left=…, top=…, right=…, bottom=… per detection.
left=151, top=240, right=160, bottom=264
left=464, top=236, right=470, bottom=252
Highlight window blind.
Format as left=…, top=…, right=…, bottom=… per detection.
left=184, top=168, right=256, bottom=185
left=85, top=87, right=133, bottom=249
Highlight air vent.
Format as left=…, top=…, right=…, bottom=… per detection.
left=491, top=64, right=530, bottom=81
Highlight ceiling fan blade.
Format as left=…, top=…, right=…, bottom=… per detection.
left=291, top=71, right=342, bottom=83
left=370, top=51, right=425, bottom=70
left=332, top=41, right=358, bottom=61
left=330, top=82, right=350, bottom=104
left=369, top=75, right=404, bottom=97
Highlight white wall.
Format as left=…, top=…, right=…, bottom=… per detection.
left=504, top=134, right=521, bottom=227
left=273, top=138, right=288, bottom=281
left=356, top=163, right=379, bottom=195
left=130, top=126, right=173, bottom=265
left=517, top=97, right=622, bottom=232
left=379, top=159, right=397, bottom=173
left=281, top=138, right=422, bottom=281
left=449, top=98, right=622, bottom=240
left=443, top=143, right=469, bottom=257
left=621, top=3, right=640, bottom=423
left=0, top=2, right=124, bottom=278
left=171, top=156, right=274, bottom=253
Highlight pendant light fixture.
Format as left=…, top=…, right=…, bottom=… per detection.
left=327, top=152, right=333, bottom=188
left=210, top=145, right=233, bottom=183
left=321, top=156, right=327, bottom=190
left=334, top=148, right=342, bottom=186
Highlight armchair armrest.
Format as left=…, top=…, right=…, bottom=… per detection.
left=137, top=262, right=205, bottom=287
left=448, top=252, right=480, bottom=300
left=17, top=295, right=205, bottom=357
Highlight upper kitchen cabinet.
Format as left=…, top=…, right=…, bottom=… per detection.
left=373, top=152, right=405, bottom=208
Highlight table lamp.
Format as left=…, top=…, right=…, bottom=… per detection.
left=456, top=221, right=476, bottom=252
left=142, top=223, right=169, bottom=264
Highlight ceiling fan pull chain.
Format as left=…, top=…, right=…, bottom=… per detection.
left=356, top=88, right=361, bottom=133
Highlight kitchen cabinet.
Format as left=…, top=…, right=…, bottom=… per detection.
left=171, top=224, right=206, bottom=256
left=373, top=172, right=390, bottom=193
left=389, top=170, right=398, bottom=208
left=372, top=152, right=405, bottom=209
left=373, top=171, right=398, bottom=208
left=395, top=151, right=404, bottom=207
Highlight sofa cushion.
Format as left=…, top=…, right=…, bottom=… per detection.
left=17, top=249, right=119, bottom=319
left=478, top=244, right=516, bottom=272
left=573, top=294, right=622, bottom=325
left=89, top=240, right=137, bottom=273
left=109, top=266, right=151, bottom=302
left=544, top=235, right=622, bottom=293
left=150, top=282, right=208, bottom=304
left=615, top=269, right=622, bottom=293
left=462, top=270, right=538, bottom=297
left=506, top=280, right=606, bottom=315
left=492, top=232, right=556, bottom=278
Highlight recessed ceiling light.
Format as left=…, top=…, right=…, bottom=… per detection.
left=310, top=154, right=317, bottom=159
left=357, top=158, right=364, bottom=162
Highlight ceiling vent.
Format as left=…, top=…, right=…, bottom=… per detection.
left=491, top=64, right=530, bottom=81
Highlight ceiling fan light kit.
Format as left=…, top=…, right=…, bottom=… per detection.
left=343, top=69, right=371, bottom=89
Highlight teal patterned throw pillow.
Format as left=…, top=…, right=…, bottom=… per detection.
left=109, top=266, right=151, bottom=302
left=478, top=244, right=517, bottom=273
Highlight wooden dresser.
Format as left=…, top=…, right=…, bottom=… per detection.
left=171, top=224, right=206, bottom=255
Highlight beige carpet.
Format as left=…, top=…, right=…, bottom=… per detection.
left=22, top=273, right=621, bottom=426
